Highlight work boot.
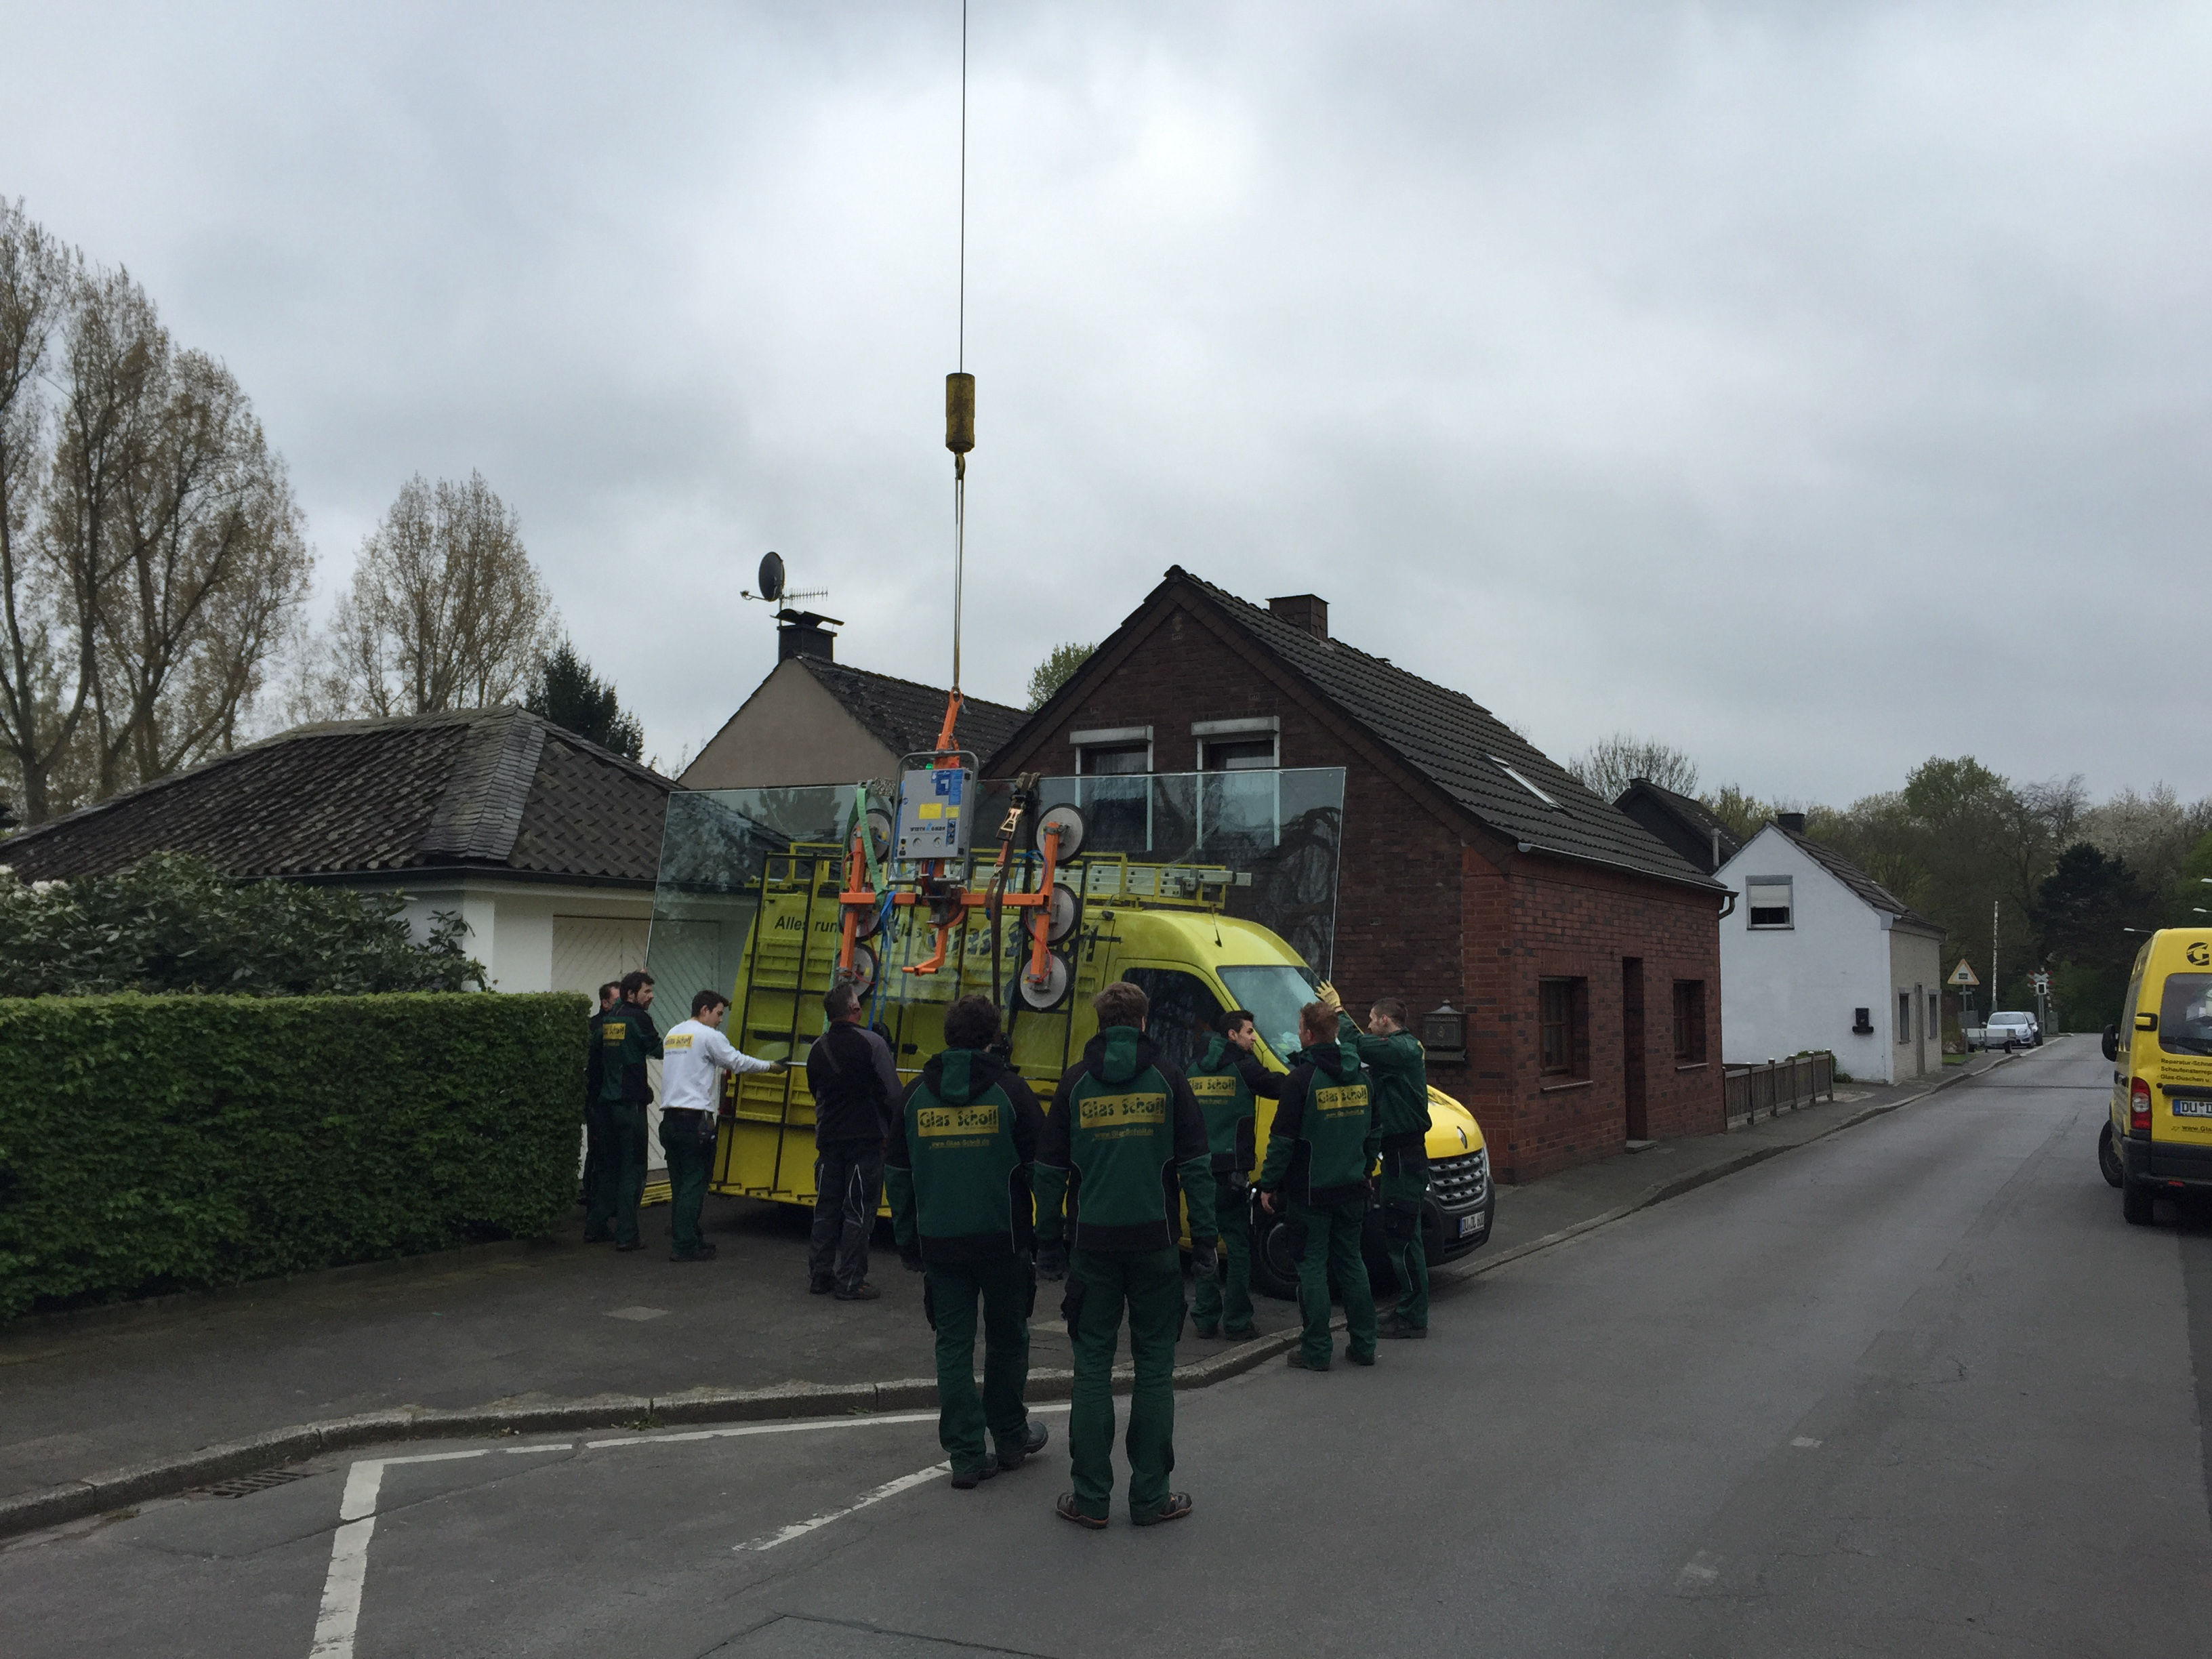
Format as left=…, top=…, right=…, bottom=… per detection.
left=1132, top=1492, right=1193, bottom=1527
left=615, top=1240, right=646, bottom=1253
left=997, top=1419, right=1050, bottom=1471
left=1287, top=1350, right=1330, bottom=1372
left=1056, top=1492, right=1108, bottom=1529
left=1344, top=1345, right=1376, bottom=1367
left=809, top=1274, right=834, bottom=1294
left=669, top=1244, right=718, bottom=1263
left=835, top=1282, right=882, bottom=1301
left=1191, top=1322, right=1218, bottom=1339
left=949, top=1460, right=998, bottom=1491
left=1378, top=1316, right=1426, bottom=1340
left=1222, top=1324, right=1254, bottom=1340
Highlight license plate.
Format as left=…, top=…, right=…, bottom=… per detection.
left=1458, top=1215, right=1483, bottom=1238
left=2173, top=1100, right=2212, bottom=1118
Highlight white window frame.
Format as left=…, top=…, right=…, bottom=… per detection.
left=1745, top=876, right=1793, bottom=930
left=1070, top=726, right=1153, bottom=848
left=1190, top=718, right=1280, bottom=848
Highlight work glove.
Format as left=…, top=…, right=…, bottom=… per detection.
left=899, top=1246, right=925, bottom=1273
left=1317, top=979, right=1343, bottom=1015
left=1034, top=1241, right=1069, bottom=1282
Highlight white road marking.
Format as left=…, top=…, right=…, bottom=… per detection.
left=303, top=1408, right=1065, bottom=1657
left=311, top=1451, right=496, bottom=1658
left=737, top=1460, right=953, bottom=1551
left=1791, top=1436, right=1822, bottom=1448
left=605, top=1306, right=670, bottom=1322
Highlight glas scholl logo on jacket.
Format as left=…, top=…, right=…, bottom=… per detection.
left=1078, top=1092, right=1168, bottom=1127
left=1314, top=1084, right=1368, bottom=1115
left=918, top=1105, right=1000, bottom=1139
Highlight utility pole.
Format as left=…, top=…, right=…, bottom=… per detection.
left=1990, top=898, right=2000, bottom=1021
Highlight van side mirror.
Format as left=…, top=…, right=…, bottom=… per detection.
left=2135, top=1012, right=2158, bottom=1033
left=2101, top=1024, right=2119, bottom=1062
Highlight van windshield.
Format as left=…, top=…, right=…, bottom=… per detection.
left=1218, top=963, right=1324, bottom=1063
left=2159, top=975, right=2212, bottom=1056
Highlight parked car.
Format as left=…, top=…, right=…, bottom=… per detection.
left=1975, top=1010, right=2040, bottom=1050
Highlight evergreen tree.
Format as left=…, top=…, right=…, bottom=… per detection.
left=527, top=640, right=643, bottom=760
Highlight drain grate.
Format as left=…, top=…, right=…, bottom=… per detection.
left=199, top=1467, right=313, bottom=1499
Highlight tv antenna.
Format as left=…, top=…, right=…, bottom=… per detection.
left=741, top=550, right=830, bottom=607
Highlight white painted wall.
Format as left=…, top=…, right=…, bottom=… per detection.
left=1717, top=827, right=1903, bottom=1084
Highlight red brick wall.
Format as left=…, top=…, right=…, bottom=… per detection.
left=994, top=598, right=1470, bottom=1050
left=1472, top=854, right=1725, bottom=1183
left=996, top=590, right=1727, bottom=1185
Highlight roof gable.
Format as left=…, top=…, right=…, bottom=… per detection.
left=797, top=658, right=1027, bottom=766
left=3, top=708, right=674, bottom=886
left=998, top=567, right=1717, bottom=890
left=1721, top=823, right=1942, bottom=934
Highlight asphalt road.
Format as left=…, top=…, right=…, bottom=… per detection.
left=8, top=1040, right=2207, bottom=1658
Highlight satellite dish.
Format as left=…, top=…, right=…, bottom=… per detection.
left=757, top=551, right=786, bottom=602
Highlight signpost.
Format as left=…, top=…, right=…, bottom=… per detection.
left=1948, top=959, right=1980, bottom=1051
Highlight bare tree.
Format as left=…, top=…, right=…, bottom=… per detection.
left=0, top=209, right=310, bottom=822
left=1568, top=731, right=1700, bottom=802
left=86, top=335, right=310, bottom=794
left=324, top=472, right=557, bottom=716
left=0, top=201, right=87, bottom=825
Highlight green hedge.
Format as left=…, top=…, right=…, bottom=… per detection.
left=0, top=992, right=588, bottom=1321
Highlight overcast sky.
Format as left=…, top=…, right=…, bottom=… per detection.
left=4, top=3, right=2206, bottom=802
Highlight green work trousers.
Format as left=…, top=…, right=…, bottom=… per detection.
left=1378, top=1163, right=1429, bottom=1329
left=659, top=1111, right=714, bottom=1256
left=925, top=1254, right=1034, bottom=1473
left=1066, top=1246, right=1185, bottom=1521
left=581, top=1099, right=617, bottom=1239
left=1290, top=1196, right=1376, bottom=1368
left=1191, top=1174, right=1253, bottom=1334
left=586, top=1100, right=649, bottom=1246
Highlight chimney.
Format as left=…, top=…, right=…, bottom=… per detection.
left=1777, top=811, right=1806, bottom=835
left=776, top=609, right=840, bottom=663
left=1268, top=593, right=1329, bottom=640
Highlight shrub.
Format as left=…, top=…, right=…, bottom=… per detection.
left=0, top=853, right=485, bottom=998
left=0, top=992, right=586, bottom=1319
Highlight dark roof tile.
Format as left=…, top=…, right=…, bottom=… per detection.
left=799, top=658, right=1027, bottom=769
left=3, top=708, right=673, bottom=886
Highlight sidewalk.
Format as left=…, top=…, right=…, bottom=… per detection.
left=0, top=1041, right=2044, bottom=1534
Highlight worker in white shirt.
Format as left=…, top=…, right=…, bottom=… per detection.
left=660, top=989, right=783, bottom=1261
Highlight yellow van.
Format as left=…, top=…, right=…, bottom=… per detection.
left=2102, top=928, right=2212, bottom=1224
left=703, top=841, right=1495, bottom=1292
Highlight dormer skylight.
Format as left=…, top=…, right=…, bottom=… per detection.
left=1490, top=756, right=1561, bottom=809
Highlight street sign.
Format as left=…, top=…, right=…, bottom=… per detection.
left=2030, top=970, right=2051, bottom=992
left=1948, top=959, right=1980, bottom=987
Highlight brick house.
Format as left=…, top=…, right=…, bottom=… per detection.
left=985, top=568, right=1727, bottom=1183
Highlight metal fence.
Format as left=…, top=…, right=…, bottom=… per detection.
left=1723, top=1052, right=1835, bottom=1124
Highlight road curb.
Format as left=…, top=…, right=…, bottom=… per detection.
left=0, top=1046, right=2032, bottom=1544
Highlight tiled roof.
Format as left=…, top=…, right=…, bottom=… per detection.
left=1005, top=567, right=1719, bottom=891
left=1, top=708, right=673, bottom=886
left=1774, top=825, right=1943, bottom=935
left=798, top=658, right=1027, bottom=769
left=1615, top=779, right=1743, bottom=874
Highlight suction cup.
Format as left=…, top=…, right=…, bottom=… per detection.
left=1036, top=804, right=1085, bottom=861
left=1018, top=953, right=1071, bottom=1010
left=1027, top=881, right=1080, bottom=945
left=843, top=942, right=879, bottom=998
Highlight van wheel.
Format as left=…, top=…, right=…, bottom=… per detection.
left=1249, top=1214, right=1300, bottom=1301
left=2098, top=1122, right=2125, bottom=1189
left=2123, top=1180, right=2155, bottom=1226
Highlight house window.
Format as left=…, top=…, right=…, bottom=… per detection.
left=1539, top=977, right=1587, bottom=1078
left=1746, top=876, right=1793, bottom=928
left=1191, top=717, right=1279, bottom=851
left=1202, top=737, right=1276, bottom=770
left=1071, top=726, right=1151, bottom=853
left=1929, top=992, right=1941, bottom=1036
left=1898, top=991, right=1914, bottom=1042
left=1672, top=980, right=1706, bottom=1063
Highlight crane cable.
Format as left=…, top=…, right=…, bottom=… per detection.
left=945, top=0, right=973, bottom=698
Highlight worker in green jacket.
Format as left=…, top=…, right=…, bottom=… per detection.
left=590, top=970, right=663, bottom=1252
left=1033, top=979, right=1214, bottom=1530
left=886, top=994, right=1050, bottom=1490
left=1258, top=998, right=1380, bottom=1370
left=1184, top=1008, right=1279, bottom=1339
left=1328, top=986, right=1433, bottom=1338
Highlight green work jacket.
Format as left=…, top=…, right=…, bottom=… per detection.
left=596, top=1000, right=662, bottom=1105
left=1185, top=1035, right=1281, bottom=1176
left=1258, top=1040, right=1378, bottom=1209
left=1034, top=1026, right=1214, bottom=1253
left=1338, top=1012, right=1431, bottom=1148
left=886, top=1047, right=1044, bottom=1265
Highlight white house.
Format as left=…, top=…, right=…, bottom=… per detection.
left=1716, top=815, right=1946, bottom=1084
